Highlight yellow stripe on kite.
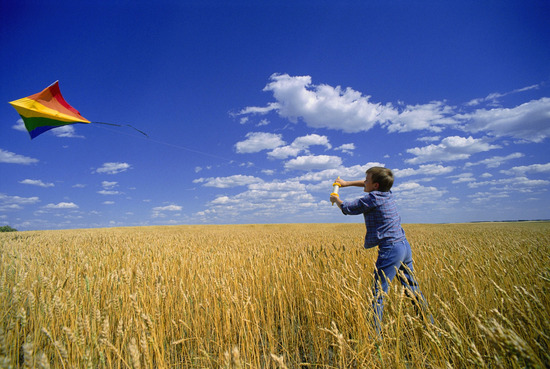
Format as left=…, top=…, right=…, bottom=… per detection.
left=9, top=98, right=91, bottom=123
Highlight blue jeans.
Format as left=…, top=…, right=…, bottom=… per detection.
left=371, top=239, right=433, bottom=335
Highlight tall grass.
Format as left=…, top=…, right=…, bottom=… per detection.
left=1, top=222, right=549, bottom=368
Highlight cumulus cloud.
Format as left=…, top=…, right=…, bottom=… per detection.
left=0, top=148, right=39, bottom=165
left=468, top=191, right=510, bottom=204
left=405, top=136, right=500, bottom=164
left=98, top=181, right=121, bottom=195
left=384, top=101, right=458, bottom=133
left=238, top=76, right=549, bottom=143
left=153, top=205, right=182, bottom=211
left=467, top=176, right=549, bottom=190
left=194, top=175, right=264, bottom=188
left=152, top=204, right=182, bottom=218
left=284, top=155, right=342, bottom=171
left=95, top=162, right=131, bottom=174
left=334, top=143, right=355, bottom=155
left=448, top=173, right=475, bottom=184
left=394, top=164, right=455, bottom=178
left=500, top=163, right=550, bottom=176
left=268, top=134, right=331, bottom=159
left=392, top=181, right=447, bottom=206
left=101, top=181, right=118, bottom=189
left=465, top=152, right=524, bottom=168
left=417, top=136, right=441, bottom=142
left=49, top=125, right=83, bottom=138
left=239, top=74, right=396, bottom=133
left=0, top=193, right=40, bottom=211
left=44, top=202, right=79, bottom=209
left=460, top=98, right=550, bottom=143
left=235, top=132, right=285, bottom=153
left=20, top=179, right=54, bottom=188
left=98, top=190, right=120, bottom=195
left=200, top=179, right=317, bottom=222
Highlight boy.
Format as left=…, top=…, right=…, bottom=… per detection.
left=330, top=167, right=432, bottom=335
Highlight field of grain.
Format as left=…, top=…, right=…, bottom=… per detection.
left=1, top=222, right=549, bottom=368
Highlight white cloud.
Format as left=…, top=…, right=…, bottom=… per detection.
left=153, top=205, right=182, bottom=211
left=98, top=190, right=120, bottom=195
left=152, top=204, right=182, bottom=218
left=461, top=98, right=550, bottom=143
left=200, top=179, right=318, bottom=222
left=284, top=155, right=342, bottom=171
left=405, top=136, right=500, bottom=164
left=239, top=74, right=397, bottom=133
left=268, top=146, right=301, bottom=159
left=20, top=179, right=54, bottom=188
left=0, top=193, right=40, bottom=211
left=194, top=175, right=264, bottom=188
left=384, top=101, right=458, bottom=133
left=500, top=163, right=550, bottom=176
left=99, top=181, right=120, bottom=195
left=467, top=176, right=549, bottom=189
left=101, top=181, right=118, bottom=189
left=394, top=164, right=454, bottom=178
left=417, top=136, right=440, bottom=142
left=465, top=152, right=524, bottom=168
left=49, top=125, right=83, bottom=138
left=466, top=84, right=540, bottom=106
left=12, top=119, right=27, bottom=132
left=392, top=182, right=447, bottom=206
left=44, top=202, right=78, bottom=209
left=268, top=134, right=331, bottom=159
left=95, top=162, right=131, bottom=174
left=448, top=173, right=475, bottom=184
left=0, top=148, right=39, bottom=165
left=334, top=143, right=355, bottom=155
left=235, top=132, right=285, bottom=153
left=468, top=191, right=510, bottom=204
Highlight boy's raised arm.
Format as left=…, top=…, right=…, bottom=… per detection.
left=336, top=178, right=365, bottom=188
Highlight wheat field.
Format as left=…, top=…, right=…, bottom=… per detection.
left=1, top=222, right=549, bottom=368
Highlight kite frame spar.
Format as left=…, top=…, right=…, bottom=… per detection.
left=9, top=81, right=147, bottom=139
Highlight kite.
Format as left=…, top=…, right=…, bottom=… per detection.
left=9, top=81, right=147, bottom=139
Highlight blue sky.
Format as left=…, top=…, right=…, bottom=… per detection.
left=1, top=0, right=549, bottom=231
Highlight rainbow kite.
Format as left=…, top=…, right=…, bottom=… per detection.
left=9, top=81, right=147, bottom=139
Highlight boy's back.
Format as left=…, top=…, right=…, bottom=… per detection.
left=340, top=190, right=406, bottom=249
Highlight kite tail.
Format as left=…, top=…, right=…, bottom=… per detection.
left=92, top=122, right=149, bottom=137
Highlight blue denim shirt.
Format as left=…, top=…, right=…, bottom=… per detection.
left=340, top=191, right=406, bottom=248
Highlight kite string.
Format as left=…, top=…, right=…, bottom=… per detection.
left=90, top=122, right=233, bottom=162
left=92, top=122, right=149, bottom=137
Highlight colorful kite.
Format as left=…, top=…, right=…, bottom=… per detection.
left=9, top=81, right=147, bottom=139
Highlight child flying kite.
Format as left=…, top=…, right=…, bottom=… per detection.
left=330, top=166, right=433, bottom=336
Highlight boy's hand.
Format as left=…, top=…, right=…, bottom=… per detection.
left=334, top=178, right=347, bottom=187
left=330, top=194, right=343, bottom=207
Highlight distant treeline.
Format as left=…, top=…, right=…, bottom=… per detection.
left=0, top=226, right=17, bottom=232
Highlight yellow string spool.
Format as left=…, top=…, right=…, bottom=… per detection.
left=331, top=177, right=341, bottom=206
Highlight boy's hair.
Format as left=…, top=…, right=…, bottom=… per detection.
left=367, top=167, right=394, bottom=192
